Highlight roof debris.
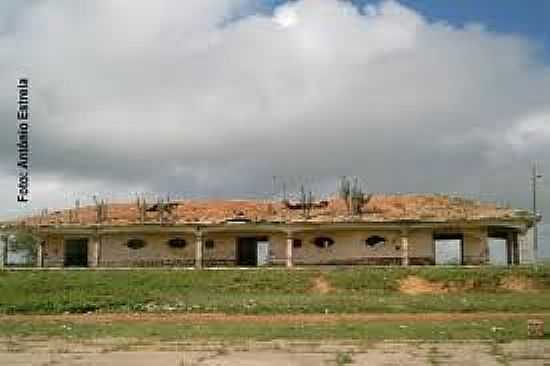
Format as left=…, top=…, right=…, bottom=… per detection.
left=18, top=194, right=529, bottom=226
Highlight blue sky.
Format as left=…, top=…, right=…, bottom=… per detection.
left=263, top=0, right=550, bottom=60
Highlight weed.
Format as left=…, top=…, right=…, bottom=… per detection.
left=335, top=352, right=353, bottom=365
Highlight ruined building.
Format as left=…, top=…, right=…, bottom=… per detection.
left=4, top=194, right=538, bottom=268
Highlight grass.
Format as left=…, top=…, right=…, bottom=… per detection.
left=335, top=352, right=353, bottom=365
left=0, top=318, right=548, bottom=342
left=0, top=266, right=550, bottom=314
left=326, top=265, right=550, bottom=290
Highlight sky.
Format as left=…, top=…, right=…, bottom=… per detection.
left=0, top=0, right=549, bottom=256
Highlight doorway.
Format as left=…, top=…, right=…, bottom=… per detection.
left=236, top=237, right=270, bottom=266
left=488, top=238, right=507, bottom=265
left=64, top=239, right=89, bottom=267
left=434, top=234, right=463, bottom=265
left=488, top=230, right=518, bottom=265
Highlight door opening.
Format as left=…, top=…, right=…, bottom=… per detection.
left=257, top=240, right=270, bottom=266
left=236, top=237, right=270, bottom=266
left=488, top=230, right=518, bottom=265
left=488, top=238, right=507, bottom=265
left=434, top=233, right=463, bottom=265
left=64, top=239, right=89, bottom=267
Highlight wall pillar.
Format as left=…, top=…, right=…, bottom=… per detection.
left=506, top=232, right=514, bottom=265
left=286, top=232, right=294, bottom=268
left=482, top=228, right=490, bottom=265
left=195, top=230, right=203, bottom=269
left=36, top=239, right=44, bottom=268
left=508, top=231, right=520, bottom=265
left=0, top=234, right=7, bottom=269
left=91, top=235, right=101, bottom=267
left=401, top=230, right=409, bottom=266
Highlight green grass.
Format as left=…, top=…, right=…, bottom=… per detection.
left=1, top=266, right=550, bottom=314
left=336, top=352, right=353, bottom=365
left=0, top=318, right=548, bottom=342
left=326, top=265, right=550, bottom=291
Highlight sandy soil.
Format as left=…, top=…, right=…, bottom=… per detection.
left=0, top=339, right=548, bottom=365
left=310, top=275, right=334, bottom=294
left=398, top=275, right=540, bottom=295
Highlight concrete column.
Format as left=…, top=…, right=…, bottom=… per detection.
left=286, top=232, right=293, bottom=268
left=0, top=234, right=7, bottom=269
left=91, top=236, right=101, bottom=267
left=482, top=228, right=490, bottom=265
left=36, top=239, right=44, bottom=268
left=507, top=232, right=514, bottom=265
left=401, top=230, right=409, bottom=266
left=195, top=230, right=203, bottom=269
left=518, top=230, right=534, bottom=265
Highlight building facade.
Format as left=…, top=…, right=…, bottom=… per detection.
left=7, top=194, right=537, bottom=268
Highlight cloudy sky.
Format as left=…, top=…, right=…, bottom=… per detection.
left=1, top=0, right=549, bottom=255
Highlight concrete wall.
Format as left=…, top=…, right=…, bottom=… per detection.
left=38, top=225, right=500, bottom=267
left=463, top=228, right=487, bottom=265
left=43, top=235, right=64, bottom=267
left=202, top=233, right=238, bottom=266
left=100, top=233, right=196, bottom=267
left=291, top=230, right=403, bottom=265
left=408, top=229, right=434, bottom=264
left=519, top=227, right=536, bottom=264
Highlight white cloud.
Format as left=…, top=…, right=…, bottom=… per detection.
left=0, top=0, right=549, bottom=248
left=507, top=111, right=550, bottom=150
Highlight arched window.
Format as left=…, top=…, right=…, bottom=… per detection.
left=167, top=238, right=187, bottom=248
left=366, top=236, right=386, bottom=247
left=313, top=236, right=334, bottom=249
left=126, top=239, right=146, bottom=250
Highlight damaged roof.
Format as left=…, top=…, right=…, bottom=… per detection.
left=18, top=194, right=533, bottom=226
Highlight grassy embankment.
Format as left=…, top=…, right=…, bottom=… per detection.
left=1, top=266, right=549, bottom=341
left=1, top=266, right=550, bottom=314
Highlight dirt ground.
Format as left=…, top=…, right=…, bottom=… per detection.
left=397, top=274, right=541, bottom=295
left=310, top=275, right=334, bottom=294
left=0, top=339, right=549, bottom=365
left=2, top=313, right=549, bottom=364
left=1, top=312, right=548, bottom=324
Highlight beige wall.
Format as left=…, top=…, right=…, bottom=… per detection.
left=463, top=228, right=487, bottom=265
left=100, top=233, right=195, bottom=267
left=202, top=233, right=237, bottom=265
left=39, top=225, right=496, bottom=267
left=43, top=235, right=64, bottom=267
left=290, top=230, right=403, bottom=265
left=407, top=229, right=434, bottom=264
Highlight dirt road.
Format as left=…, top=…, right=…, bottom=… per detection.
left=2, top=312, right=548, bottom=324
left=0, top=339, right=548, bottom=365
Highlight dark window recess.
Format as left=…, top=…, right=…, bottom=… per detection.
left=205, top=239, right=215, bottom=249
left=126, top=239, right=146, bottom=250
left=237, top=237, right=258, bottom=266
left=168, top=238, right=187, bottom=248
left=64, top=239, right=88, bottom=267
left=433, top=233, right=463, bottom=240
left=292, top=239, right=302, bottom=248
left=313, top=236, right=335, bottom=249
left=366, top=235, right=386, bottom=247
